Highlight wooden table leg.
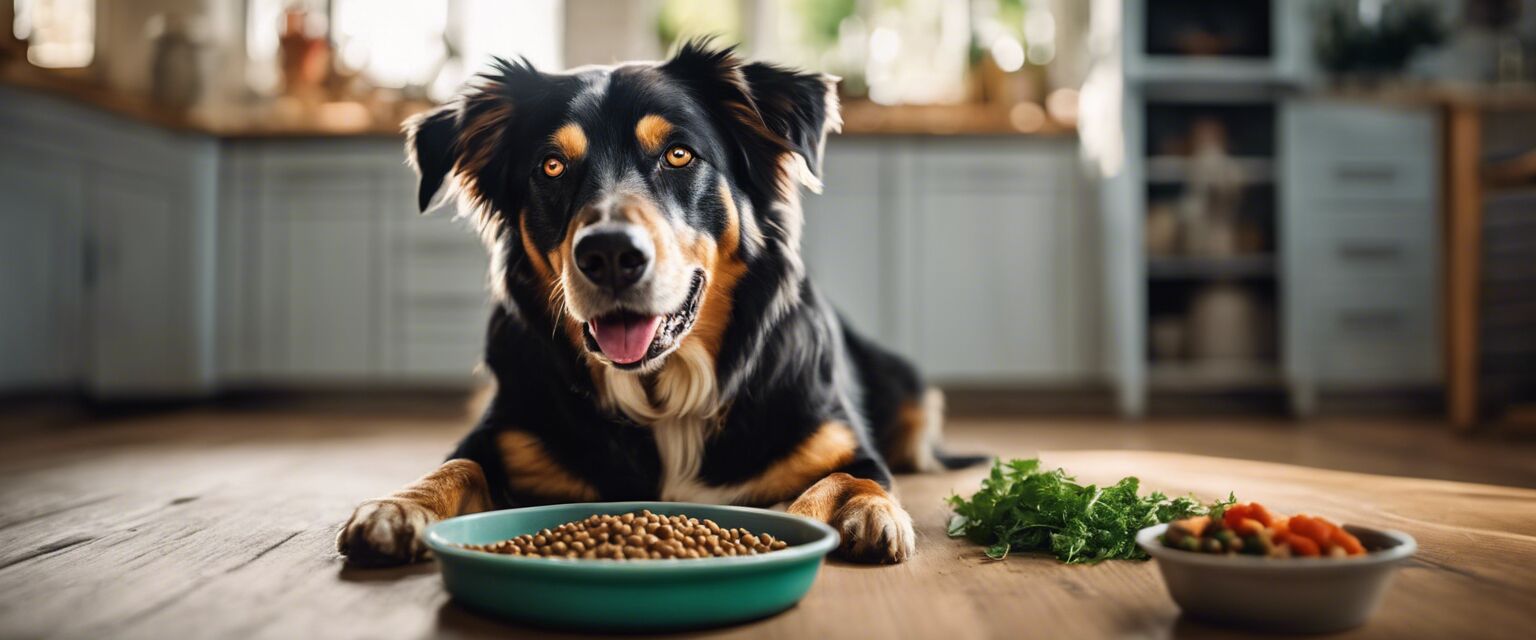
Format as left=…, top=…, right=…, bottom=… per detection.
left=1446, top=104, right=1482, bottom=430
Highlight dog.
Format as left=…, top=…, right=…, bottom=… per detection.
left=336, top=42, right=981, bottom=566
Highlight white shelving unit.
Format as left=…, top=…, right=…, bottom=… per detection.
left=1097, top=0, right=1311, bottom=416
left=1096, top=1, right=1442, bottom=417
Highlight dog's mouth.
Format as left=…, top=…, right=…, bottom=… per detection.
left=582, top=271, right=706, bottom=369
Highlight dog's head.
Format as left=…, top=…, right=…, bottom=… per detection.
left=406, top=42, right=838, bottom=374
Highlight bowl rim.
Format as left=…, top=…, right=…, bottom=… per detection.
left=425, top=501, right=840, bottom=574
left=1136, top=522, right=1417, bottom=569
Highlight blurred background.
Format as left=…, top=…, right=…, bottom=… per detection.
left=2, top=0, right=1535, bottom=430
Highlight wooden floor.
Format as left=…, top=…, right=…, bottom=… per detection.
left=1, top=405, right=1534, bottom=639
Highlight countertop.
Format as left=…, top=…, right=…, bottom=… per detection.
left=1323, top=82, right=1536, bottom=111
left=1, top=60, right=1076, bottom=139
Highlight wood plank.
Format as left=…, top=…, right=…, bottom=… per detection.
left=1, top=412, right=1534, bottom=639
left=1445, top=104, right=1483, bottom=429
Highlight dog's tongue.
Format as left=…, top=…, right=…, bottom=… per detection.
left=589, top=314, right=662, bottom=364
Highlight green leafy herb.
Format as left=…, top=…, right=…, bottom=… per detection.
left=947, top=458, right=1235, bottom=563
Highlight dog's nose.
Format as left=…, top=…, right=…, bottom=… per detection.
left=574, top=225, right=653, bottom=292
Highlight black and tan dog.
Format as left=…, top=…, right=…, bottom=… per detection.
left=337, top=42, right=980, bottom=565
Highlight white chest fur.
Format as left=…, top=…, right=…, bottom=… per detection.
left=599, top=341, right=752, bottom=503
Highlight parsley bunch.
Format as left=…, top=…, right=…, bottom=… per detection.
left=947, top=458, right=1234, bottom=563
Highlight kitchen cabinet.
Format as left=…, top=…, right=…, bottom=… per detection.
left=1093, top=2, right=1442, bottom=416
left=806, top=137, right=1091, bottom=385
left=801, top=141, right=890, bottom=342
left=385, top=211, right=492, bottom=379
left=0, top=149, right=83, bottom=390
left=220, top=136, right=1088, bottom=388
left=254, top=151, right=386, bottom=380
left=218, top=140, right=489, bottom=386
left=88, top=166, right=203, bottom=392
left=904, top=141, right=1084, bottom=381
left=0, top=87, right=217, bottom=397
left=1281, top=101, right=1441, bottom=395
left=2, top=83, right=1087, bottom=396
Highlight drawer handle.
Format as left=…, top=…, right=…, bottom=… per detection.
left=1337, top=241, right=1404, bottom=262
left=1334, top=163, right=1398, bottom=183
left=1337, top=309, right=1406, bottom=331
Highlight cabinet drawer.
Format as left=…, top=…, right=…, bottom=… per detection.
left=1314, top=282, right=1438, bottom=384
left=1285, top=101, right=1437, bottom=203
left=1291, top=102, right=1436, bottom=157
left=1295, top=211, right=1436, bottom=281
left=1296, top=154, right=1434, bottom=202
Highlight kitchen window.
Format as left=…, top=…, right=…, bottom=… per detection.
left=245, top=0, right=562, bottom=100
left=12, top=0, right=95, bottom=68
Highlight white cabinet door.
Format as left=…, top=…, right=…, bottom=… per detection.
left=387, top=210, right=489, bottom=380
left=903, top=141, right=1083, bottom=383
left=801, top=141, right=890, bottom=341
left=910, top=190, right=1068, bottom=380
left=223, top=140, right=490, bottom=386
left=0, top=150, right=83, bottom=390
left=282, top=217, right=379, bottom=378
left=87, top=166, right=208, bottom=395
left=255, top=161, right=383, bottom=381
left=1, top=87, right=217, bottom=397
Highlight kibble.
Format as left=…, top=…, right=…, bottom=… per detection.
left=461, top=510, right=792, bottom=560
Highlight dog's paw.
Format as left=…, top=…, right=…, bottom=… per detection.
left=336, top=499, right=436, bottom=565
left=830, top=493, right=916, bottom=564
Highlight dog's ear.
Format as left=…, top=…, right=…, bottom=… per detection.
left=403, top=106, right=459, bottom=212
left=660, top=40, right=841, bottom=199
left=740, top=61, right=841, bottom=190
left=402, top=58, right=541, bottom=215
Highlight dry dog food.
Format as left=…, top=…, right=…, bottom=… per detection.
left=462, top=510, right=790, bottom=560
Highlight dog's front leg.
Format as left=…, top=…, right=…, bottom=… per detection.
left=336, top=458, right=492, bottom=564
left=788, top=459, right=915, bottom=564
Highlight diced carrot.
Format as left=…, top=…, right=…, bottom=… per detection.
left=1330, top=528, right=1367, bottom=556
left=1234, top=518, right=1265, bottom=537
left=1289, top=515, right=1331, bottom=545
left=1286, top=534, right=1321, bottom=557
left=1223, top=504, right=1253, bottom=530
left=1270, top=517, right=1290, bottom=536
left=1248, top=503, right=1276, bottom=527
left=1318, top=520, right=1343, bottom=546
left=1179, top=515, right=1212, bottom=538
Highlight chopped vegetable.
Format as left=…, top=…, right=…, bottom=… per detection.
left=1163, top=502, right=1369, bottom=558
left=946, top=458, right=1234, bottom=563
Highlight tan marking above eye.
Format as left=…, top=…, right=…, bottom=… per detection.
left=664, top=145, right=694, bottom=168
left=542, top=156, right=566, bottom=178
left=552, top=123, right=588, bottom=160
left=635, top=114, right=673, bottom=154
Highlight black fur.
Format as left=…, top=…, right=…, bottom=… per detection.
left=408, top=42, right=970, bottom=508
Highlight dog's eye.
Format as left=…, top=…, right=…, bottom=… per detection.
left=663, top=146, right=694, bottom=168
left=542, top=156, right=566, bottom=178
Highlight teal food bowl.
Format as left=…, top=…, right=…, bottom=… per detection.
left=424, top=502, right=839, bottom=631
